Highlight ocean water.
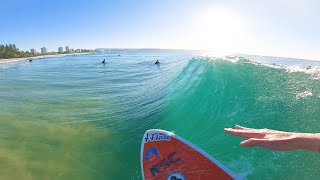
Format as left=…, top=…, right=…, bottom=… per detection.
left=0, top=50, right=319, bottom=179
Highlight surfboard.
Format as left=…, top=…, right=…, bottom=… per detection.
left=141, top=129, right=237, bottom=180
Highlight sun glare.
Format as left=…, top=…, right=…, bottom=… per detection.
left=192, top=8, right=246, bottom=56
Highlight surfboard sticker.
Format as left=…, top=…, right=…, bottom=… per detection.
left=141, top=129, right=237, bottom=180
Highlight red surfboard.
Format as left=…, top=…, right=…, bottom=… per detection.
left=141, top=129, right=237, bottom=180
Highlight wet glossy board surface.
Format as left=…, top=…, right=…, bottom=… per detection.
left=141, top=129, right=235, bottom=180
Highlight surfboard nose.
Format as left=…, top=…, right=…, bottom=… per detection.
left=141, top=129, right=237, bottom=180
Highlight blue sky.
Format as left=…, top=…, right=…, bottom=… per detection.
left=1, top=0, right=320, bottom=60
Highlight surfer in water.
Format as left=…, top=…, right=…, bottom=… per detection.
left=102, top=59, right=106, bottom=64
left=155, top=60, right=160, bottom=65
left=28, top=59, right=33, bottom=63
left=307, top=66, right=311, bottom=70
left=225, top=125, right=320, bottom=152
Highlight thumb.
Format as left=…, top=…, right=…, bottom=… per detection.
left=240, top=138, right=261, bottom=147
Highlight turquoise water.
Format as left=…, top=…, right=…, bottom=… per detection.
left=0, top=50, right=319, bottom=179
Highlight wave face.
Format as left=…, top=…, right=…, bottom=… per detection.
left=0, top=51, right=320, bottom=179
left=158, top=57, right=320, bottom=179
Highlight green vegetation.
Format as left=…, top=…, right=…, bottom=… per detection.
left=0, top=44, right=33, bottom=59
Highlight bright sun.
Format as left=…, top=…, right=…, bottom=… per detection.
left=192, top=8, right=246, bottom=55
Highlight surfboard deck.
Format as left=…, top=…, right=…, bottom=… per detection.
left=141, top=129, right=237, bottom=180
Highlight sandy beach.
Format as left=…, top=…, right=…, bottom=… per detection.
left=0, top=52, right=93, bottom=64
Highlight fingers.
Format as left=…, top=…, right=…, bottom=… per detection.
left=240, top=138, right=270, bottom=148
left=240, top=138, right=280, bottom=151
left=235, top=125, right=253, bottom=130
left=234, top=125, right=284, bottom=134
left=240, top=138, right=262, bottom=147
left=224, top=128, right=265, bottom=139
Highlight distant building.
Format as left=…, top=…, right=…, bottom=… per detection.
left=48, top=52, right=57, bottom=55
left=30, top=48, right=37, bottom=55
left=66, top=46, right=70, bottom=53
left=58, top=47, right=63, bottom=54
left=75, top=49, right=81, bottom=53
left=41, top=47, right=47, bottom=55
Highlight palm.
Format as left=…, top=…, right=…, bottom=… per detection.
left=224, top=126, right=300, bottom=151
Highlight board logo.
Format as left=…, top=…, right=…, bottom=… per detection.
left=144, top=132, right=170, bottom=143
left=149, top=152, right=181, bottom=177
left=167, top=172, right=186, bottom=180
left=145, top=148, right=159, bottom=161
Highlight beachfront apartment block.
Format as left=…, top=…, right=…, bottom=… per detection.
left=58, top=47, right=63, bottom=54
left=75, top=49, right=81, bottom=53
left=30, top=48, right=37, bottom=55
left=66, top=46, right=70, bottom=53
left=41, top=47, right=47, bottom=55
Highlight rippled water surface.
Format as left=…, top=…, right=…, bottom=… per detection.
left=0, top=50, right=319, bottom=179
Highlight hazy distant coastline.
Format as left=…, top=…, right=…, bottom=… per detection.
left=0, top=52, right=94, bottom=64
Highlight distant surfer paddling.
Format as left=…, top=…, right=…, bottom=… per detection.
left=28, top=59, right=33, bottom=63
left=154, top=60, right=160, bottom=65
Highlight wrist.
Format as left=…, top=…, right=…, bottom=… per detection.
left=314, top=134, right=320, bottom=152
left=296, top=133, right=320, bottom=152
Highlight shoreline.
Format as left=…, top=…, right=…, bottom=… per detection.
left=0, top=52, right=94, bottom=64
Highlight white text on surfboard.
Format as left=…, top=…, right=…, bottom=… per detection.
left=144, top=133, right=170, bottom=143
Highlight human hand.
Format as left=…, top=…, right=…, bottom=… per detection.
left=224, top=125, right=320, bottom=152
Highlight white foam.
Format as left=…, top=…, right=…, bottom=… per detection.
left=223, top=56, right=240, bottom=63
left=235, top=56, right=320, bottom=77
left=285, top=65, right=319, bottom=74
left=295, top=91, right=313, bottom=99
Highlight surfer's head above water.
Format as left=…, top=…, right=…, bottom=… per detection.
left=155, top=60, right=160, bottom=64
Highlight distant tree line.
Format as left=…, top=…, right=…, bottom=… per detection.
left=0, top=44, right=33, bottom=59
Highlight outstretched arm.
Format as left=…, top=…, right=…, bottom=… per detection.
left=224, top=125, right=320, bottom=152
